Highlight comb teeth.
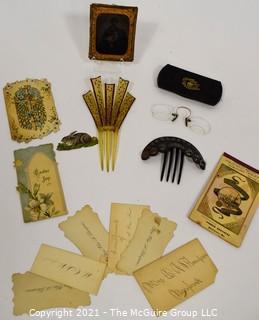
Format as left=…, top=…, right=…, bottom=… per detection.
left=141, top=137, right=206, bottom=184
left=160, top=148, right=184, bottom=184
left=166, top=149, right=174, bottom=181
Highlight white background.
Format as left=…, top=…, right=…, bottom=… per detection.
left=0, top=0, right=259, bottom=319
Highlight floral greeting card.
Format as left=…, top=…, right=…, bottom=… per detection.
left=14, top=144, right=67, bottom=222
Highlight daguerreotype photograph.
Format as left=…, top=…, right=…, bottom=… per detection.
left=89, top=4, right=138, bottom=61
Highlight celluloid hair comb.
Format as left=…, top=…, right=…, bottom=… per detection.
left=83, top=76, right=135, bottom=171
left=141, top=137, right=206, bottom=184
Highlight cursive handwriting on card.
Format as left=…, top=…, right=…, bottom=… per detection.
left=31, top=244, right=106, bottom=295
left=117, top=209, right=177, bottom=274
left=12, top=272, right=90, bottom=316
left=81, top=222, right=107, bottom=257
left=108, top=203, right=150, bottom=273
left=59, top=205, right=108, bottom=263
left=134, top=239, right=218, bottom=312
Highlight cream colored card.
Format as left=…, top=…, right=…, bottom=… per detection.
left=117, top=209, right=177, bottom=274
left=31, top=244, right=106, bottom=295
left=59, top=205, right=108, bottom=264
left=134, top=239, right=218, bottom=313
left=108, top=203, right=150, bottom=273
left=12, top=272, right=90, bottom=315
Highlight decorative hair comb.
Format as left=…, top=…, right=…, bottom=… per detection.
left=141, top=137, right=206, bottom=184
left=83, top=76, right=135, bottom=171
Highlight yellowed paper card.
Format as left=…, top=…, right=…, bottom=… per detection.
left=31, top=244, right=106, bottom=295
left=12, top=272, right=90, bottom=315
left=134, top=239, right=218, bottom=313
left=189, top=153, right=259, bottom=247
left=3, top=79, right=60, bottom=142
left=117, top=209, right=177, bottom=274
left=59, top=205, right=108, bottom=264
left=108, top=203, right=150, bottom=273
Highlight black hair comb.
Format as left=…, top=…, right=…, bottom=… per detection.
left=141, top=137, right=206, bottom=184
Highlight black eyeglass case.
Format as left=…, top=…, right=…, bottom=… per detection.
left=157, top=64, right=223, bottom=106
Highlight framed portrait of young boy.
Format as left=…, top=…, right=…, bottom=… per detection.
left=89, top=4, right=138, bottom=62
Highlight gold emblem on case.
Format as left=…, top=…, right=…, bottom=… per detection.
left=182, top=77, right=200, bottom=91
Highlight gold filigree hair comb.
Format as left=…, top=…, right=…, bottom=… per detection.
left=83, top=76, right=135, bottom=171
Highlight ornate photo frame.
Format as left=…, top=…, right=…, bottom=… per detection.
left=89, top=4, right=138, bottom=62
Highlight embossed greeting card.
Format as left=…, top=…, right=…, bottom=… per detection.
left=14, top=144, right=67, bottom=222
left=3, top=79, right=60, bottom=142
